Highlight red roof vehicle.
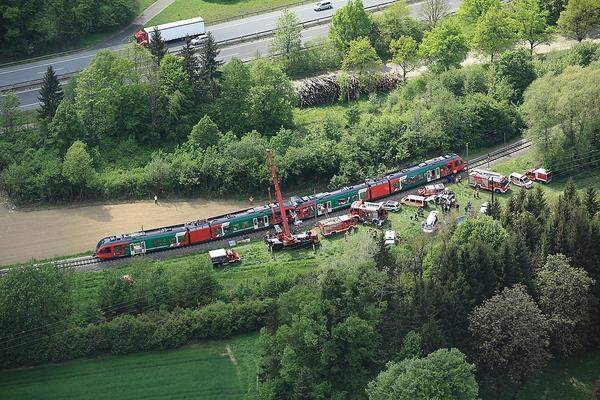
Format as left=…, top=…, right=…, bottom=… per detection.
left=525, top=168, right=552, bottom=184
left=468, top=169, right=510, bottom=193
left=318, top=215, right=358, bottom=237
left=417, top=183, right=445, bottom=197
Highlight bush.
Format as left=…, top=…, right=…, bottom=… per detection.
left=0, top=299, right=275, bottom=369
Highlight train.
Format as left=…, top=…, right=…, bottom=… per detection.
left=94, top=153, right=465, bottom=260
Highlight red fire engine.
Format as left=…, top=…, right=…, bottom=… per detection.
left=350, top=200, right=388, bottom=226
left=525, top=167, right=552, bottom=184
left=468, top=169, right=510, bottom=193
left=318, top=215, right=358, bottom=237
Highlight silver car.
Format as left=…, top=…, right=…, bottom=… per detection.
left=314, top=1, right=333, bottom=11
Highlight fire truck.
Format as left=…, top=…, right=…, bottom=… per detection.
left=318, top=215, right=358, bottom=237
left=350, top=201, right=388, bottom=226
left=468, top=169, right=510, bottom=193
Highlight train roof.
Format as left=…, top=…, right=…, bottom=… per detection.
left=386, top=153, right=460, bottom=179
left=97, top=223, right=189, bottom=247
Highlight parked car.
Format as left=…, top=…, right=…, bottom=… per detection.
left=480, top=202, right=489, bottom=214
left=422, top=210, right=440, bottom=233
left=384, top=230, right=397, bottom=246
left=509, top=172, right=533, bottom=189
left=314, top=1, right=333, bottom=11
left=401, top=195, right=427, bottom=208
left=382, top=200, right=401, bottom=212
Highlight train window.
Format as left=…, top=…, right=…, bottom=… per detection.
left=114, top=246, right=122, bottom=252
left=100, top=247, right=111, bottom=254
left=455, top=160, right=463, bottom=166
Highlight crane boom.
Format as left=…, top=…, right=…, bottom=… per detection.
left=266, top=149, right=291, bottom=237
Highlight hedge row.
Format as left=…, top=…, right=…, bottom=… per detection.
left=0, top=299, right=275, bottom=369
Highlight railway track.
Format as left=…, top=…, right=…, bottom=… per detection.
left=1, top=139, right=533, bottom=275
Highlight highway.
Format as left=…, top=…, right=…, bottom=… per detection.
left=2, top=0, right=463, bottom=109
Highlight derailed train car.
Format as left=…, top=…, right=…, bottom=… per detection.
left=94, top=153, right=464, bottom=260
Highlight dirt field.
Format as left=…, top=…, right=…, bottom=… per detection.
left=0, top=198, right=250, bottom=266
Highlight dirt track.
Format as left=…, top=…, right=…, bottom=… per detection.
left=0, top=198, right=249, bottom=266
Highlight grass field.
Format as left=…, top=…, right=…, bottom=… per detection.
left=0, top=333, right=259, bottom=400
left=147, top=0, right=310, bottom=26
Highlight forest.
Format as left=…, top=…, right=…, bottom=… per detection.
left=2, top=0, right=599, bottom=206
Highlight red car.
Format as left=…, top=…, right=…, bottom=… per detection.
left=417, top=183, right=446, bottom=197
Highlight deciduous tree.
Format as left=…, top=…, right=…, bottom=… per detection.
left=366, top=348, right=478, bottom=400
left=330, top=0, right=373, bottom=50
left=420, top=0, right=450, bottom=27
left=471, top=4, right=517, bottom=61
left=512, top=0, right=551, bottom=52
left=63, top=140, right=95, bottom=197
left=342, top=37, right=382, bottom=78
left=557, top=0, right=600, bottom=41
left=536, top=254, right=595, bottom=357
left=469, top=285, right=550, bottom=394
left=0, top=91, right=21, bottom=135
left=419, top=18, right=469, bottom=72
left=271, top=9, right=302, bottom=57
left=216, top=58, right=252, bottom=135
left=188, top=115, right=221, bottom=150
left=390, top=35, right=419, bottom=81
left=457, top=0, right=501, bottom=29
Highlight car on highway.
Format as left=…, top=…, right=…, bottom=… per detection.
left=382, top=200, right=401, bottom=212
left=314, top=1, right=333, bottom=11
left=190, top=34, right=208, bottom=46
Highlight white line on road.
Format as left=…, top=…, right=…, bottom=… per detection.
left=21, top=101, right=40, bottom=108
left=0, top=53, right=94, bottom=75
left=38, top=67, right=63, bottom=74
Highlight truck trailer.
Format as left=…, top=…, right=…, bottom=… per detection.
left=135, top=17, right=205, bottom=45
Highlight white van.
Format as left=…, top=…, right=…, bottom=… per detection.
left=509, top=172, right=533, bottom=189
left=422, top=211, right=439, bottom=233
left=400, top=195, right=427, bottom=208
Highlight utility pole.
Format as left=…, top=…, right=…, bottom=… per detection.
left=466, top=143, right=469, bottom=173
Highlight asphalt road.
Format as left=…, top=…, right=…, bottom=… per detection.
left=2, top=0, right=463, bottom=109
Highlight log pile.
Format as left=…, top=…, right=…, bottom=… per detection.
left=294, top=71, right=404, bottom=107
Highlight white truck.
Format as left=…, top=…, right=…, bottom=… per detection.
left=135, top=17, right=206, bottom=45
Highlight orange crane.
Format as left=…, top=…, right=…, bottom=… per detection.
left=264, top=149, right=319, bottom=251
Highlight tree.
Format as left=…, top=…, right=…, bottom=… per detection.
left=48, top=100, right=83, bottom=153
left=271, top=10, right=302, bottom=57
left=38, top=66, right=64, bottom=120
left=419, top=18, right=469, bottom=72
left=557, top=0, right=600, bottom=41
left=248, top=60, right=295, bottom=134
left=489, top=49, right=537, bottom=104
left=199, top=32, right=223, bottom=100
left=420, top=0, right=450, bottom=27
left=148, top=28, right=167, bottom=65
left=216, top=58, right=252, bottom=135
left=342, top=37, right=382, bottom=78
left=390, top=36, right=419, bottom=81
left=512, top=0, right=551, bottom=52
left=375, top=2, right=426, bottom=57
left=62, top=140, right=95, bottom=196
left=0, top=265, right=71, bottom=352
left=585, top=187, right=598, bottom=217
left=457, top=0, right=502, bottom=28
left=469, top=285, right=550, bottom=394
left=535, top=254, right=595, bottom=357
left=180, top=36, right=201, bottom=90
left=471, top=4, right=517, bottom=61
left=541, top=0, right=568, bottom=25
left=329, top=0, right=373, bottom=50
left=188, top=115, right=221, bottom=150
left=167, top=263, right=221, bottom=309
left=0, top=91, right=21, bottom=135
left=366, top=348, right=478, bottom=400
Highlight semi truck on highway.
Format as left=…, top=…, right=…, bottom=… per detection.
left=135, top=17, right=206, bottom=45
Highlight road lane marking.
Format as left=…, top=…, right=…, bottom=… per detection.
left=0, top=54, right=94, bottom=75
left=38, top=67, right=64, bottom=74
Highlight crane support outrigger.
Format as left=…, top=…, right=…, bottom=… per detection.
left=264, top=149, right=319, bottom=251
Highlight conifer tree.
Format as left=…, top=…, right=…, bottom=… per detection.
left=199, top=32, right=222, bottom=100
left=585, top=187, right=598, bottom=217
left=148, top=28, right=167, bottom=65
left=38, top=66, right=64, bottom=120
left=180, top=36, right=202, bottom=92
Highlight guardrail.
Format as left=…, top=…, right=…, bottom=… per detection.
left=1, top=0, right=407, bottom=93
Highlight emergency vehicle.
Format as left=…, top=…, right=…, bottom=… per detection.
left=468, top=169, right=510, bottom=193
left=525, top=168, right=552, bottom=184
left=350, top=200, right=388, bottom=226
left=318, top=214, right=358, bottom=237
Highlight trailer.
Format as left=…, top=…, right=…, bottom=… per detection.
left=524, top=168, right=552, bottom=184
left=468, top=169, right=510, bottom=193
left=135, top=17, right=205, bottom=45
